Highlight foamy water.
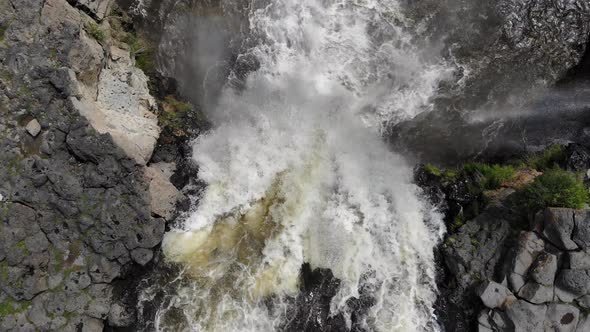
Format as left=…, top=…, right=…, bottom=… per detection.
left=157, top=0, right=451, bottom=331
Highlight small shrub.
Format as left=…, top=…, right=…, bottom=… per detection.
left=526, top=144, right=566, bottom=171
left=518, top=168, right=589, bottom=212
left=464, top=163, right=516, bottom=190
left=85, top=22, right=106, bottom=43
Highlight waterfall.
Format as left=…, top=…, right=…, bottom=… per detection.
left=156, top=0, right=452, bottom=330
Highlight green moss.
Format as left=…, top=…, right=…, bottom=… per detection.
left=85, top=22, right=106, bottom=43
left=51, top=247, right=64, bottom=273
left=518, top=168, right=589, bottom=212
left=464, top=163, right=516, bottom=190
left=425, top=163, right=442, bottom=176
left=0, top=25, right=7, bottom=43
left=14, top=241, right=30, bottom=256
left=526, top=144, right=566, bottom=171
left=451, top=214, right=465, bottom=232
left=0, top=261, right=8, bottom=282
left=0, top=299, right=31, bottom=317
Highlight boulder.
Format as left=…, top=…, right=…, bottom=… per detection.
left=72, top=0, right=112, bottom=20
left=518, top=282, right=554, bottom=304
left=573, top=209, right=590, bottom=250
left=145, top=165, right=182, bottom=221
left=556, top=270, right=590, bottom=296
left=91, top=46, right=160, bottom=165
left=509, top=231, right=545, bottom=292
left=544, top=304, right=579, bottom=332
left=543, top=208, right=578, bottom=251
left=25, top=119, right=41, bottom=137
left=569, top=251, right=590, bottom=270
left=529, top=252, right=557, bottom=286
left=477, top=280, right=517, bottom=309
left=504, top=300, right=547, bottom=332
left=108, top=302, right=135, bottom=327
left=577, top=314, right=590, bottom=332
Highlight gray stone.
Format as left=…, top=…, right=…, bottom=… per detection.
left=24, top=232, right=49, bottom=253
left=530, top=252, right=557, bottom=286
left=80, top=316, right=104, bottom=332
left=25, top=119, right=41, bottom=137
left=543, top=208, right=578, bottom=251
left=88, top=256, right=121, bottom=283
left=544, top=304, right=579, bottom=332
left=518, top=282, right=554, bottom=304
left=574, top=209, right=590, bottom=250
left=478, top=280, right=517, bottom=309
left=555, top=286, right=578, bottom=304
left=145, top=165, right=182, bottom=220
left=443, top=213, right=511, bottom=289
left=108, top=302, right=135, bottom=327
left=509, top=231, right=545, bottom=292
left=577, top=295, right=590, bottom=309
left=50, top=67, right=82, bottom=98
left=576, top=314, right=590, bottom=332
left=556, top=270, right=590, bottom=296
left=505, top=300, right=547, bottom=332
left=131, top=248, right=154, bottom=266
left=569, top=251, right=590, bottom=270
left=74, top=0, right=112, bottom=20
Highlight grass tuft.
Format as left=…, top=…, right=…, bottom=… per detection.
left=518, top=168, right=589, bottom=212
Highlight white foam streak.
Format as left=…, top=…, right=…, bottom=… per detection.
left=161, top=0, right=449, bottom=331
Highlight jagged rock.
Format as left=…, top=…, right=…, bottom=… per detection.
left=71, top=0, right=112, bottom=20
left=529, top=252, right=557, bottom=286
left=555, top=269, right=590, bottom=296
left=509, top=231, right=545, bottom=292
left=108, top=302, right=135, bottom=327
left=564, top=144, right=590, bottom=172
left=544, top=304, right=579, bottom=332
left=89, top=46, right=160, bottom=165
left=573, top=209, right=590, bottom=250
left=444, top=213, right=511, bottom=289
left=25, top=119, right=41, bottom=137
left=577, top=314, right=590, bottom=332
left=569, top=251, right=590, bottom=270
left=518, top=282, right=554, bottom=304
left=477, top=280, right=517, bottom=309
left=478, top=309, right=514, bottom=332
left=131, top=248, right=154, bottom=266
left=504, top=300, right=547, bottom=332
left=145, top=165, right=182, bottom=220
left=50, top=67, right=82, bottom=98
left=543, top=208, right=578, bottom=251
left=577, top=295, right=590, bottom=309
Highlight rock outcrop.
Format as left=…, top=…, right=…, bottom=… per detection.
left=0, top=0, right=184, bottom=330
left=440, top=203, right=590, bottom=331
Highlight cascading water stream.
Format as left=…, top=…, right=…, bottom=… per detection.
left=155, top=0, right=453, bottom=331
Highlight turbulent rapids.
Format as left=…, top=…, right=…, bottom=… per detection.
left=156, top=0, right=452, bottom=331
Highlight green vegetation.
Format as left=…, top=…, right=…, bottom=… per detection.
left=451, top=214, right=465, bottom=232
left=525, top=144, right=566, bottom=171
left=518, top=168, right=589, bottom=211
left=160, top=96, right=194, bottom=133
left=424, top=163, right=459, bottom=182
left=0, top=299, right=31, bottom=317
left=464, top=163, right=516, bottom=190
left=0, top=25, right=7, bottom=43
left=85, top=22, right=106, bottom=43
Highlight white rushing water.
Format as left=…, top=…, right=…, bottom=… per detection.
left=159, top=0, right=452, bottom=331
